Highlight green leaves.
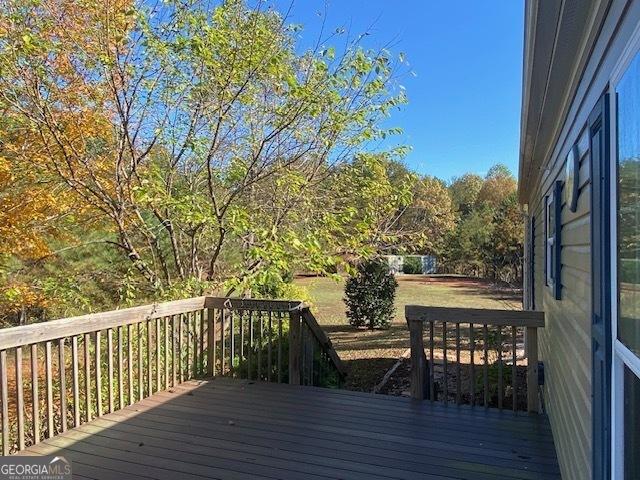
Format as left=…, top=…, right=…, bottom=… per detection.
left=344, top=258, right=397, bottom=329
left=0, top=0, right=411, bottom=310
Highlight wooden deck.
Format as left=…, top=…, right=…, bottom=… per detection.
left=16, top=378, right=561, bottom=480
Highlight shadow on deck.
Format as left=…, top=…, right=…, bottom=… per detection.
left=17, top=377, right=561, bottom=480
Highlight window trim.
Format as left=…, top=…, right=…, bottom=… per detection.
left=544, top=182, right=563, bottom=299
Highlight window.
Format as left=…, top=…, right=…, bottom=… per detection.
left=544, top=181, right=562, bottom=299
left=545, top=194, right=555, bottom=287
left=612, top=43, right=640, bottom=480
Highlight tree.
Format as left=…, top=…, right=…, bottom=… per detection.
left=449, top=173, right=483, bottom=217
left=442, top=164, right=523, bottom=282
left=0, top=0, right=408, bottom=298
left=397, top=176, right=456, bottom=256
left=344, top=258, right=397, bottom=329
left=444, top=207, right=495, bottom=277
left=476, top=164, right=518, bottom=209
left=489, top=192, right=524, bottom=281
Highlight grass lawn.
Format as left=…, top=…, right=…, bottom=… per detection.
left=294, top=275, right=522, bottom=392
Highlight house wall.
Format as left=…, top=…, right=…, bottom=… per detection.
left=524, top=2, right=640, bottom=479
left=529, top=126, right=592, bottom=480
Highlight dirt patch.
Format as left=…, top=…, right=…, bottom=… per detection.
left=341, top=357, right=399, bottom=392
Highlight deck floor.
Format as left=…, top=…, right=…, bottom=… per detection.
left=17, top=378, right=561, bottom=479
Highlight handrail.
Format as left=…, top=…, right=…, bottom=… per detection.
left=0, top=297, right=209, bottom=351
left=0, top=295, right=345, bottom=455
left=206, top=297, right=302, bottom=311
left=406, top=306, right=545, bottom=327
left=300, top=307, right=346, bottom=377
left=406, top=305, right=544, bottom=413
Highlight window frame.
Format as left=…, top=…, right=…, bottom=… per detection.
left=609, top=27, right=640, bottom=478
left=545, top=193, right=554, bottom=288
left=544, top=182, right=563, bottom=299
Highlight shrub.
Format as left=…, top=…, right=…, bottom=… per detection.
left=344, top=258, right=398, bottom=329
left=402, top=256, right=422, bottom=274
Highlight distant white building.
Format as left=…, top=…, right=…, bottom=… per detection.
left=382, top=255, right=437, bottom=275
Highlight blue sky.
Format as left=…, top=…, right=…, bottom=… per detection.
left=273, top=1, right=524, bottom=181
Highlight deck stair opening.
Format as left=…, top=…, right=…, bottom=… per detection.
left=406, top=306, right=545, bottom=412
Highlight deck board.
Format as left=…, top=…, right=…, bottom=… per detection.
left=17, top=378, right=561, bottom=479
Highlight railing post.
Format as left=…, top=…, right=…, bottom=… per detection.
left=288, top=308, right=302, bottom=385
left=407, top=318, right=428, bottom=400
left=526, top=326, right=539, bottom=413
left=206, top=307, right=215, bottom=377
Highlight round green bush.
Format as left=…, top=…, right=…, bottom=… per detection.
left=344, top=259, right=398, bottom=330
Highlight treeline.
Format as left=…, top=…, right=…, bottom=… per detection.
left=442, top=166, right=523, bottom=283
left=377, top=162, right=523, bottom=284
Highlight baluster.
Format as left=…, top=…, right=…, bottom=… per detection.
left=277, top=311, right=283, bottom=383
left=95, top=331, right=102, bottom=417
left=192, top=312, right=198, bottom=377
left=498, top=326, right=503, bottom=410
left=84, top=334, right=91, bottom=422
left=229, top=310, right=234, bottom=377
left=155, top=318, right=161, bottom=390
left=107, top=329, right=114, bottom=413
left=429, top=321, right=434, bottom=401
left=207, top=308, right=216, bottom=377
left=1, top=350, right=8, bottom=455
left=268, top=311, right=273, bottom=382
left=178, top=314, right=184, bottom=383
left=190, top=312, right=196, bottom=377
left=127, top=324, right=133, bottom=405
left=309, top=334, right=314, bottom=385
left=71, top=338, right=79, bottom=427
left=31, top=343, right=41, bottom=441
left=469, top=323, right=475, bottom=406
left=288, top=309, right=302, bottom=386
left=442, top=322, right=448, bottom=404
left=319, top=350, right=326, bottom=386
left=211, top=310, right=217, bottom=378
left=146, top=321, right=152, bottom=394
left=185, top=314, right=190, bottom=380
left=137, top=322, right=143, bottom=401
left=512, top=326, right=517, bottom=412
left=257, top=312, right=263, bottom=381
left=300, top=324, right=306, bottom=385
left=117, top=326, right=123, bottom=409
left=15, top=346, right=24, bottom=449
left=165, top=317, right=170, bottom=390
left=45, top=341, right=54, bottom=436
left=483, top=324, right=489, bottom=408
left=239, top=310, right=245, bottom=364
left=220, top=310, right=225, bottom=375
left=58, top=339, right=67, bottom=432
left=199, top=311, right=205, bottom=376
left=455, top=323, right=461, bottom=404
left=247, top=311, right=253, bottom=380
left=172, top=315, right=177, bottom=386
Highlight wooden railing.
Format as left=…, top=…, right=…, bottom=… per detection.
left=0, top=296, right=345, bottom=455
left=406, top=306, right=544, bottom=413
